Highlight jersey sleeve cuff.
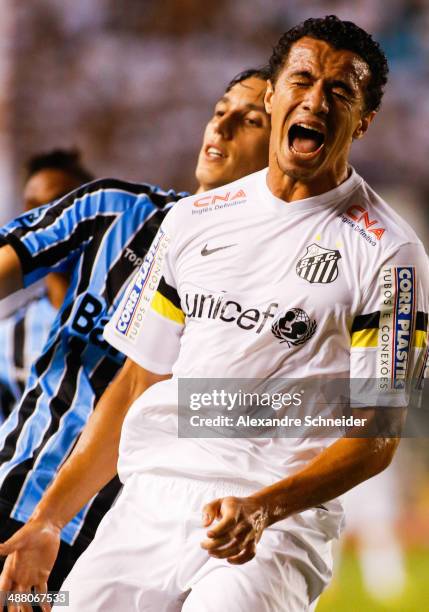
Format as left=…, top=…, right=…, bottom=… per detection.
left=103, top=326, right=174, bottom=375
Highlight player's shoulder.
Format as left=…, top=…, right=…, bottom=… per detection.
left=342, top=172, right=425, bottom=254
left=72, top=177, right=187, bottom=210
left=169, top=170, right=261, bottom=224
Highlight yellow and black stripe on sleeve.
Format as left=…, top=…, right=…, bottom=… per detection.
left=351, top=312, right=379, bottom=348
left=351, top=311, right=428, bottom=348
left=415, top=311, right=428, bottom=348
left=151, top=276, right=185, bottom=325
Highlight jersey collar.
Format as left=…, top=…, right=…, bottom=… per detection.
left=257, top=166, right=363, bottom=215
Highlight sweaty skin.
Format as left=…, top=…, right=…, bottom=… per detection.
left=201, top=431, right=398, bottom=564
left=195, top=76, right=270, bottom=192
left=265, top=37, right=375, bottom=202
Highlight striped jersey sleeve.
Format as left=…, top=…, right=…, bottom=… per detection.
left=0, top=178, right=183, bottom=288
left=0, top=179, right=187, bottom=546
left=0, top=294, right=56, bottom=422
left=350, top=241, right=429, bottom=404
left=104, top=206, right=184, bottom=374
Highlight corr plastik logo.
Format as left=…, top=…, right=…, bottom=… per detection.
left=377, top=266, right=415, bottom=390
left=116, top=229, right=170, bottom=340
left=192, top=189, right=246, bottom=215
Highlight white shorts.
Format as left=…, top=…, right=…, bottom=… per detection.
left=57, top=474, right=337, bottom=612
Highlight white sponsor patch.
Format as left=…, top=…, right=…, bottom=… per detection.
left=115, top=228, right=170, bottom=342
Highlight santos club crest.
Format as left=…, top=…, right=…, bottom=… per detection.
left=296, top=243, right=341, bottom=284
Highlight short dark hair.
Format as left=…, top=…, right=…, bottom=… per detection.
left=269, top=15, right=389, bottom=113
left=225, top=66, right=271, bottom=93
left=26, top=148, right=94, bottom=184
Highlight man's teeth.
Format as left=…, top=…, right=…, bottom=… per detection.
left=295, top=123, right=323, bottom=134
left=207, top=147, right=224, bottom=158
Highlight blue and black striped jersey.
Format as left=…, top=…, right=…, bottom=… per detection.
left=0, top=293, right=57, bottom=422
left=0, top=178, right=186, bottom=546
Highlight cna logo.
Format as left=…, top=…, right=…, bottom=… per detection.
left=192, top=189, right=246, bottom=215
left=345, top=205, right=385, bottom=241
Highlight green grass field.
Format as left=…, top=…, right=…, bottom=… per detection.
left=316, top=548, right=429, bottom=612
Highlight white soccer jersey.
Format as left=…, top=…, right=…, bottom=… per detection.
left=104, top=168, right=428, bottom=503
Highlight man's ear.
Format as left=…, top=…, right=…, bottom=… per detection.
left=353, top=110, right=377, bottom=140
left=264, top=80, right=274, bottom=115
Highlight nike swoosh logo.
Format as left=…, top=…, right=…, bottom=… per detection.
left=201, top=243, right=237, bottom=256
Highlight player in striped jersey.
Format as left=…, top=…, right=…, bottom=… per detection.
left=0, top=150, right=94, bottom=423
left=0, top=67, right=271, bottom=592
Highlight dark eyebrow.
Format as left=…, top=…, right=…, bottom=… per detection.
left=287, top=70, right=357, bottom=96
left=215, top=98, right=266, bottom=113
left=242, top=103, right=266, bottom=112
left=216, top=96, right=229, bottom=105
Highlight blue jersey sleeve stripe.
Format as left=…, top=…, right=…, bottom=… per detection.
left=22, top=218, right=112, bottom=284
left=0, top=180, right=179, bottom=285
left=0, top=182, right=187, bottom=545
left=101, top=207, right=170, bottom=307
left=79, top=208, right=154, bottom=297
left=1, top=179, right=165, bottom=239
left=73, top=216, right=118, bottom=296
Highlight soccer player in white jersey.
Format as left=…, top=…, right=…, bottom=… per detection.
left=2, top=16, right=429, bottom=611
left=0, top=68, right=271, bottom=600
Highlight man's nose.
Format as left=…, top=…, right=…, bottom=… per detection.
left=302, top=82, right=329, bottom=115
left=214, top=113, right=234, bottom=140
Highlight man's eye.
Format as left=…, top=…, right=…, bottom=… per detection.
left=293, top=81, right=310, bottom=87
left=244, top=117, right=261, bottom=126
left=332, top=90, right=348, bottom=101
left=214, top=110, right=225, bottom=117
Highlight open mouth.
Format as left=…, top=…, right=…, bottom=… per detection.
left=205, top=145, right=226, bottom=160
left=288, top=123, right=325, bottom=156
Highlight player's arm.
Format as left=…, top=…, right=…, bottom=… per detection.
left=0, top=180, right=124, bottom=295
left=0, top=244, right=23, bottom=298
left=201, top=431, right=398, bottom=565
left=33, top=358, right=168, bottom=525
left=0, top=209, right=182, bottom=595
left=202, top=242, right=429, bottom=564
left=0, top=357, right=168, bottom=597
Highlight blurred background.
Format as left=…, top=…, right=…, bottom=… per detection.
left=0, top=1, right=427, bottom=609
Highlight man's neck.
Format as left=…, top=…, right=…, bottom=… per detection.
left=266, top=163, right=349, bottom=203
